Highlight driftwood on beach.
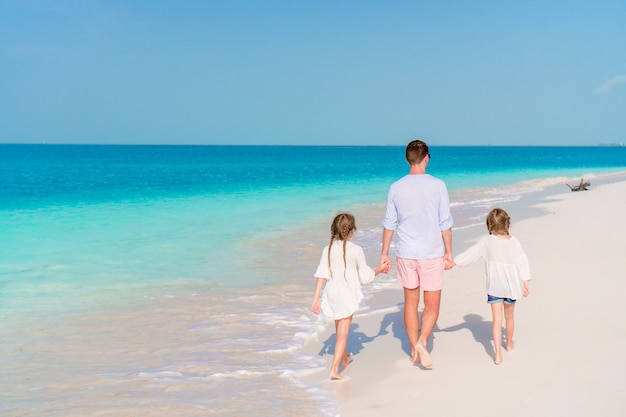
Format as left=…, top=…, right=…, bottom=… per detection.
left=566, top=178, right=591, bottom=191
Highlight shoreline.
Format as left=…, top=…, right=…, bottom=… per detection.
left=3, top=169, right=625, bottom=416
left=300, top=174, right=626, bottom=417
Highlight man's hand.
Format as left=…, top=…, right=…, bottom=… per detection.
left=443, top=253, right=454, bottom=270
left=444, top=259, right=455, bottom=270
left=380, top=254, right=391, bottom=272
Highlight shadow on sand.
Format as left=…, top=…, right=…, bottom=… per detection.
left=317, top=322, right=376, bottom=358
left=440, top=313, right=495, bottom=360
left=377, top=307, right=440, bottom=359
left=318, top=304, right=443, bottom=366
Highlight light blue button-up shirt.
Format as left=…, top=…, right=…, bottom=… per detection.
left=382, top=174, right=453, bottom=260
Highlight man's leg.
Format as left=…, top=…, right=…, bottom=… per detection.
left=415, top=289, right=441, bottom=368
left=403, top=287, right=420, bottom=363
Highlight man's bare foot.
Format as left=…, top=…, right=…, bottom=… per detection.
left=411, top=347, right=421, bottom=364
left=506, top=340, right=515, bottom=352
left=342, top=353, right=354, bottom=369
left=415, top=343, right=432, bottom=368
left=330, top=373, right=344, bottom=380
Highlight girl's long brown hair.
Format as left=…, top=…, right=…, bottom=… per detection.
left=328, top=213, right=356, bottom=279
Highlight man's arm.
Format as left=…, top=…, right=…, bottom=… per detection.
left=441, top=228, right=453, bottom=269
left=381, top=228, right=394, bottom=267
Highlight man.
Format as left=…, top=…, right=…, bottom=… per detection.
left=381, top=139, right=453, bottom=368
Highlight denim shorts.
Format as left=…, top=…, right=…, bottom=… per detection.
left=487, top=294, right=516, bottom=305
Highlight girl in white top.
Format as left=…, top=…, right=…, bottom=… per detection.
left=311, top=213, right=390, bottom=380
left=453, top=208, right=531, bottom=365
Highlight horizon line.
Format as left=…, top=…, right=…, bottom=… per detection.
left=1, top=143, right=623, bottom=147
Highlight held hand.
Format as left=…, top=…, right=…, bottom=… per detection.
left=443, top=253, right=455, bottom=270
left=379, top=255, right=391, bottom=271
left=311, top=299, right=321, bottom=315
left=376, top=259, right=391, bottom=274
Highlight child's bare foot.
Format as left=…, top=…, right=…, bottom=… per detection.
left=342, top=353, right=354, bottom=369
left=330, top=372, right=344, bottom=380
left=506, top=340, right=515, bottom=352
left=494, top=352, right=503, bottom=365
left=415, top=343, right=432, bottom=368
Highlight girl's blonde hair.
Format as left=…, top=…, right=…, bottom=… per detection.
left=486, top=208, right=510, bottom=235
left=328, top=213, right=356, bottom=279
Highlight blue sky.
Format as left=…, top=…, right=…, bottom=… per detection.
left=1, top=1, right=625, bottom=146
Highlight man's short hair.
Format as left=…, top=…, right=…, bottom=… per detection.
left=405, top=140, right=429, bottom=165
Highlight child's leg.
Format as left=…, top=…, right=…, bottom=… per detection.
left=490, top=302, right=504, bottom=365
left=504, top=303, right=515, bottom=351
left=331, top=316, right=353, bottom=379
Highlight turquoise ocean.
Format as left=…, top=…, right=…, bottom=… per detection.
left=1, top=144, right=625, bottom=416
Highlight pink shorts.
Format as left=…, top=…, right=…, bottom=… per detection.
left=396, top=257, right=444, bottom=291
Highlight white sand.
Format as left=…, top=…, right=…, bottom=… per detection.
left=302, top=179, right=626, bottom=417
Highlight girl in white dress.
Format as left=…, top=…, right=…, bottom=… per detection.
left=311, top=213, right=389, bottom=380
left=453, top=208, right=531, bottom=365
